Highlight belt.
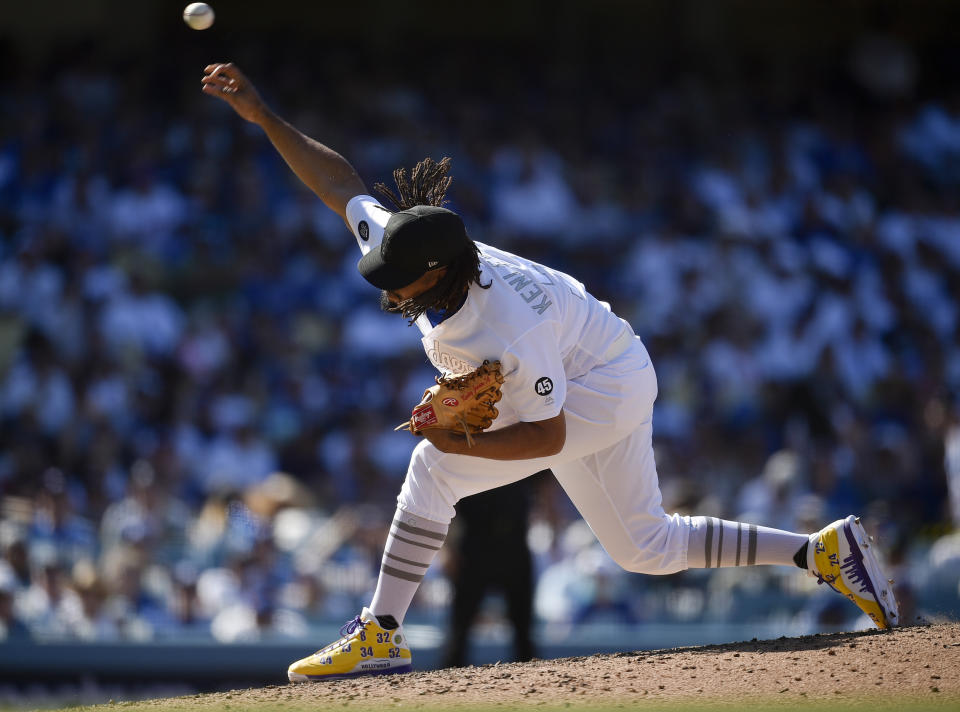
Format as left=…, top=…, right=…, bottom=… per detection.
left=602, top=327, right=634, bottom=362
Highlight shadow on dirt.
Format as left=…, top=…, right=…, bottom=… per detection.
left=631, top=624, right=917, bottom=657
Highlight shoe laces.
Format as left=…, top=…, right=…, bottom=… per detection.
left=339, top=615, right=368, bottom=637
left=811, top=570, right=840, bottom=592
left=313, top=615, right=368, bottom=655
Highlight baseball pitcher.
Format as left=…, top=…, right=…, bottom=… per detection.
left=200, top=63, right=900, bottom=682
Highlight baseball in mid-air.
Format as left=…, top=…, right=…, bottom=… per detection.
left=183, top=3, right=215, bottom=30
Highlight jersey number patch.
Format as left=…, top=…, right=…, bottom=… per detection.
left=535, top=377, right=554, bottom=396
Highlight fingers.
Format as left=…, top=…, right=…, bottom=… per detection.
left=199, top=63, right=266, bottom=123
left=201, top=62, right=246, bottom=92
left=201, top=74, right=231, bottom=89
left=203, top=61, right=235, bottom=76
left=200, top=65, right=244, bottom=103
left=201, top=73, right=239, bottom=95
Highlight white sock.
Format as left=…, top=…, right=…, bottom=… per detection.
left=686, top=516, right=808, bottom=568
left=368, top=509, right=448, bottom=624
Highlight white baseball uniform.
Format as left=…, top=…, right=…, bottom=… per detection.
left=347, top=195, right=694, bottom=575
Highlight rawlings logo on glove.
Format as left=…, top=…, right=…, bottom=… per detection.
left=395, top=360, right=504, bottom=447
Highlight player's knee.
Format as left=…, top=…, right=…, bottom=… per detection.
left=397, top=441, right=457, bottom=521
left=609, top=514, right=687, bottom=575
left=408, top=438, right=433, bottom=471
left=404, top=440, right=441, bottom=496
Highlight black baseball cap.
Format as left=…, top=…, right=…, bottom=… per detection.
left=357, top=205, right=470, bottom=290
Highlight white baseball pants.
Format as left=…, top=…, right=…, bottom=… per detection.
left=396, top=336, right=693, bottom=576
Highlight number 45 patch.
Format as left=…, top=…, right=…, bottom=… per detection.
left=534, top=377, right=554, bottom=396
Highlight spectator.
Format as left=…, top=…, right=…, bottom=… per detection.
left=0, top=40, right=955, bottom=643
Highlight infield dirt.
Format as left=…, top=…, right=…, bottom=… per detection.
left=75, top=622, right=960, bottom=711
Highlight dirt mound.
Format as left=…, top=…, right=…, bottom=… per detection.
left=120, top=623, right=960, bottom=709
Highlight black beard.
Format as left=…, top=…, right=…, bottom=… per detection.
left=380, top=291, right=403, bottom=314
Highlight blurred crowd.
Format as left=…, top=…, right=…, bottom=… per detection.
left=1, top=36, right=959, bottom=644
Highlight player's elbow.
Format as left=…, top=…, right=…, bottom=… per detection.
left=531, top=412, right=565, bottom=457
left=543, top=423, right=566, bottom=457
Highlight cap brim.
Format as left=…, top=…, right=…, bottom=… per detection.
left=357, top=250, right=426, bottom=291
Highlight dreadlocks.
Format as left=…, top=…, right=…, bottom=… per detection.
left=374, top=156, right=453, bottom=211
left=374, top=157, right=489, bottom=324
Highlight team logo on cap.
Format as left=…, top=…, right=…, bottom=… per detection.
left=358, top=221, right=370, bottom=241
left=535, top=377, right=553, bottom=396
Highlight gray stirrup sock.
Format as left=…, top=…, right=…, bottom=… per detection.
left=687, top=516, right=809, bottom=568
left=369, top=509, right=449, bottom=624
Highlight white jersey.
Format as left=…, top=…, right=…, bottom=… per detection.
left=346, top=195, right=632, bottom=427
left=344, top=198, right=815, bottom=587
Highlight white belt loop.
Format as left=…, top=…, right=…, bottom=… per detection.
left=602, top=328, right=634, bottom=363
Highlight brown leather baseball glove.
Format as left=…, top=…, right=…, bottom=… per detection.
left=395, top=360, right=504, bottom=447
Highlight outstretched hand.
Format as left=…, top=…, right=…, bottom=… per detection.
left=201, top=63, right=268, bottom=124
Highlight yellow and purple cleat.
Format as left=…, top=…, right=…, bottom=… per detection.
left=809, top=515, right=900, bottom=629
left=288, top=608, right=412, bottom=682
